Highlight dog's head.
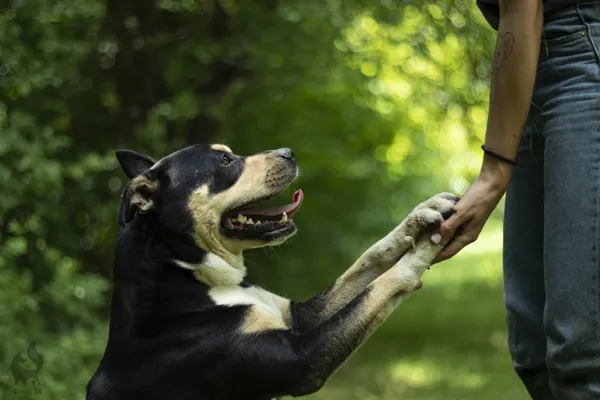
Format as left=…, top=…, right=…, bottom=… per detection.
left=116, top=144, right=303, bottom=267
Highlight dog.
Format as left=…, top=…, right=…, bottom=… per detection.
left=86, top=143, right=457, bottom=400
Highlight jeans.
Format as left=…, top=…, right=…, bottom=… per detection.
left=503, top=3, right=600, bottom=399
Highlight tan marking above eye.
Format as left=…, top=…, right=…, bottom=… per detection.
left=211, top=144, right=233, bottom=153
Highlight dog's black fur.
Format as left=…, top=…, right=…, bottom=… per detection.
left=87, top=144, right=457, bottom=400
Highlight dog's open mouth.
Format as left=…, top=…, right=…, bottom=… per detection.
left=221, top=189, right=304, bottom=241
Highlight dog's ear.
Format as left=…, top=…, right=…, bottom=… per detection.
left=116, top=150, right=159, bottom=226
left=116, top=149, right=155, bottom=179
left=118, top=174, right=160, bottom=226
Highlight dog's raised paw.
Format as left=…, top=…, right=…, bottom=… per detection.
left=400, top=192, right=458, bottom=239
left=436, top=192, right=461, bottom=203
left=375, top=192, right=458, bottom=268
left=414, top=192, right=458, bottom=216
left=400, top=235, right=445, bottom=272
left=407, top=208, right=444, bottom=232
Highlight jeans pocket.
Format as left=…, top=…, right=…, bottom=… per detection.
left=545, top=29, right=588, bottom=47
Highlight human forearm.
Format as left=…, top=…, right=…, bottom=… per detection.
left=434, top=1, right=544, bottom=261
left=482, top=0, right=543, bottom=190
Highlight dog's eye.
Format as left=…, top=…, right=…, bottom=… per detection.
left=220, top=154, right=233, bottom=167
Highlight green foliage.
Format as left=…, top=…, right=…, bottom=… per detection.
left=0, top=0, right=502, bottom=398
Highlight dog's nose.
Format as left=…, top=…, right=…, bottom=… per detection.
left=275, top=148, right=295, bottom=162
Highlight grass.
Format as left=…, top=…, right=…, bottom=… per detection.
left=302, top=221, right=530, bottom=400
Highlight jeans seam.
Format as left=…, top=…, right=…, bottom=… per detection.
left=531, top=127, right=544, bottom=175
left=544, top=29, right=587, bottom=46
left=581, top=1, right=600, bottom=343
left=577, top=3, right=600, bottom=65
left=596, top=128, right=600, bottom=343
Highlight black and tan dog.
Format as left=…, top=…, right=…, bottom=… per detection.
left=86, top=144, right=457, bottom=400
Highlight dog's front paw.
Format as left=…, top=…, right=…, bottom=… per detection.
left=403, top=192, right=459, bottom=237
left=392, top=235, right=446, bottom=292
left=368, top=193, right=458, bottom=270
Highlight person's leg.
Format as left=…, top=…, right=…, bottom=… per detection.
left=503, top=106, right=553, bottom=399
left=538, top=4, right=600, bottom=398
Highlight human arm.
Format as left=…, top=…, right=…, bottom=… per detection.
left=434, top=0, right=544, bottom=261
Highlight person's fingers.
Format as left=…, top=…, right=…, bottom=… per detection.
left=434, top=232, right=477, bottom=262
left=433, top=212, right=463, bottom=243
left=430, top=231, right=442, bottom=244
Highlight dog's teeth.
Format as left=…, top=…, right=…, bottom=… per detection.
left=280, top=212, right=288, bottom=223
left=246, top=218, right=254, bottom=225
left=255, top=220, right=261, bottom=225
left=236, top=214, right=247, bottom=223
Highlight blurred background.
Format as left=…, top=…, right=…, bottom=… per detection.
left=0, top=0, right=529, bottom=399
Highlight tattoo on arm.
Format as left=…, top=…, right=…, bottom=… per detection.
left=490, top=31, right=514, bottom=104
left=494, top=32, right=515, bottom=70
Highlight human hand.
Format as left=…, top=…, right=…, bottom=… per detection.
left=431, top=166, right=510, bottom=263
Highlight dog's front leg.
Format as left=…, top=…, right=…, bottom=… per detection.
left=283, top=235, right=446, bottom=396
left=290, top=192, right=457, bottom=332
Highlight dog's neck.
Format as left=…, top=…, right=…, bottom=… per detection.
left=110, top=219, right=247, bottom=334
left=174, top=253, right=246, bottom=287
left=137, top=214, right=247, bottom=287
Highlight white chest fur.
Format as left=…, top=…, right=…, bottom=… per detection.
left=175, top=254, right=291, bottom=333
left=208, top=286, right=291, bottom=332
left=208, top=286, right=285, bottom=319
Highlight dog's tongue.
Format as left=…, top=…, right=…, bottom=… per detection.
left=240, top=189, right=304, bottom=218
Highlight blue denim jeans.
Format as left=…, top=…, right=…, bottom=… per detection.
left=503, top=3, right=600, bottom=399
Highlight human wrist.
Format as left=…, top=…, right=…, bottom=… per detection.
left=478, top=154, right=513, bottom=193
